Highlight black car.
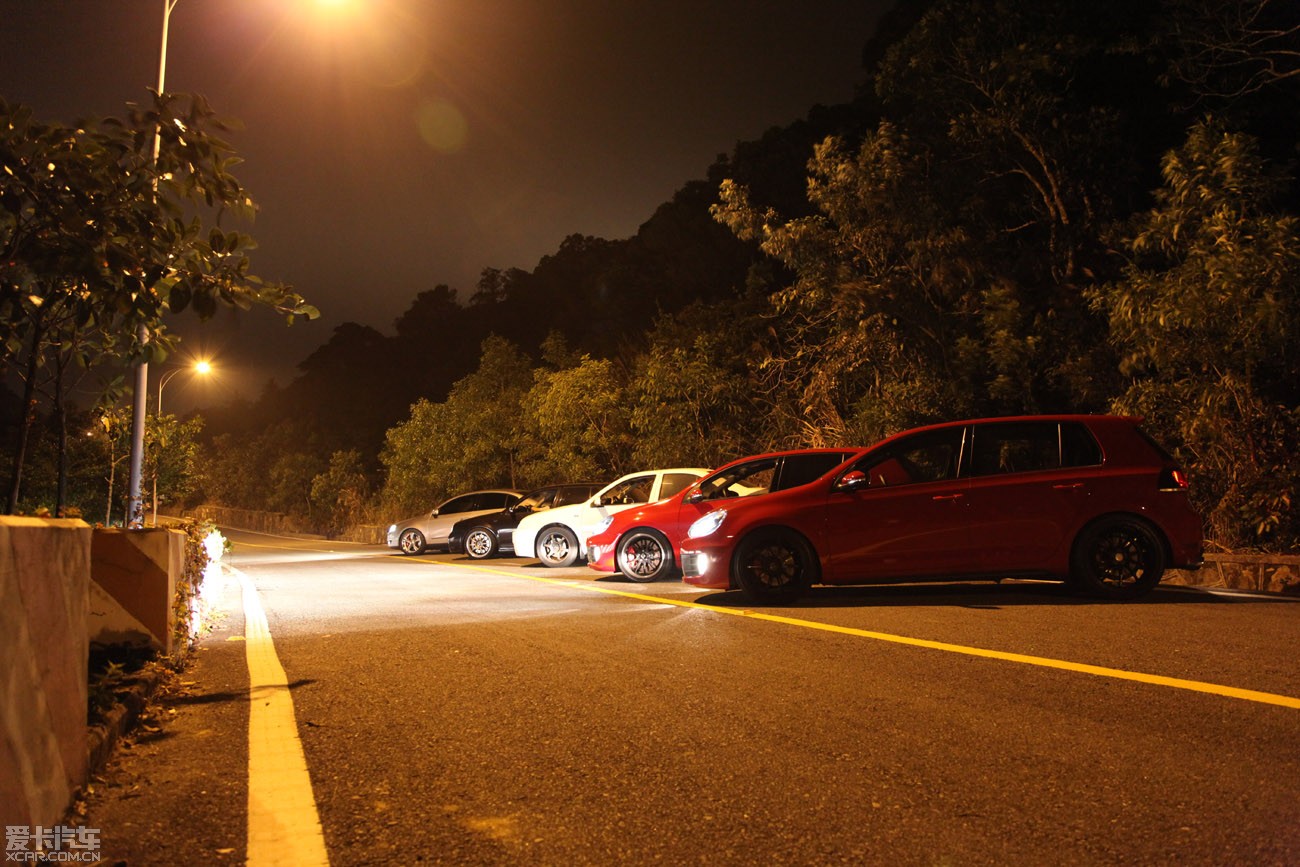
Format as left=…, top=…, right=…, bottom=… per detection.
left=447, top=483, right=603, bottom=560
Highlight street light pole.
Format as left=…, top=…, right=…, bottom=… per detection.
left=126, top=0, right=181, bottom=528
left=151, top=359, right=209, bottom=526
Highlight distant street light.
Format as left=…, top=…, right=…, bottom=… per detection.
left=152, top=359, right=212, bottom=525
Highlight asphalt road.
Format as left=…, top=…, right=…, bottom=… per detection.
left=81, top=528, right=1300, bottom=865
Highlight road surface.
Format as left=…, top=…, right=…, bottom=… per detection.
left=80, top=527, right=1300, bottom=865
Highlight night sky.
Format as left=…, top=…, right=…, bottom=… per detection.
left=1, top=0, right=888, bottom=409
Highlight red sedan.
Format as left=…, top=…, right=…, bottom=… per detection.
left=680, top=415, right=1204, bottom=604
left=586, top=449, right=860, bottom=582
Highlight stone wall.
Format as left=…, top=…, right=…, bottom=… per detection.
left=1166, top=553, right=1300, bottom=595
left=0, top=517, right=91, bottom=829
left=339, top=523, right=386, bottom=545
left=186, top=504, right=323, bottom=538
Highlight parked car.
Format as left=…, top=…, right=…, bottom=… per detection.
left=447, top=483, right=603, bottom=559
left=513, top=468, right=709, bottom=568
left=387, top=489, right=522, bottom=554
left=680, top=416, right=1204, bottom=604
left=587, top=449, right=859, bottom=582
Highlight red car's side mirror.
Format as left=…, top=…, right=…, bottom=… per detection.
left=836, top=470, right=869, bottom=492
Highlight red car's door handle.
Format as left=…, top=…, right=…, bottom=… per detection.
left=1052, top=483, right=1085, bottom=490
left=932, top=493, right=964, bottom=501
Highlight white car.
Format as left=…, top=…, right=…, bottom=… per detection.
left=513, top=468, right=709, bottom=567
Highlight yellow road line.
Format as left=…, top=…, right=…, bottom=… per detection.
left=437, top=560, right=1300, bottom=711
left=237, top=567, right=331, bottom=866
left=228, top=538, right=1300, bottom=711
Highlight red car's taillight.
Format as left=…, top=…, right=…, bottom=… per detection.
left=1159, top=467, right=1190, bottom=491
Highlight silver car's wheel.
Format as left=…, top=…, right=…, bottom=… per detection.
left=464, top=527, right=497, bottom=560
left=398, top=528, right=426, bottom=555
left=616, top=529, right=675, bottom=582
left=537, top=526, right=580, bottom=568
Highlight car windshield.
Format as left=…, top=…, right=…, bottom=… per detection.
left=601, top=476, right=653, bottom=505
left=514, top=489, right=555, bottom=511
left=696, top=458, right=779, bottom=500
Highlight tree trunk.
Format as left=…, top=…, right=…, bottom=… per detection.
left=5, top=324, right=43, bottom=514
left=54, top=354, right=68, bottom=517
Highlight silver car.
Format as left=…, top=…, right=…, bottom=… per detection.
left=387, top=489, right=522, bottom=554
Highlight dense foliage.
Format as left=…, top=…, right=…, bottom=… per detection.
left=6, top=0, right=1298, bottom=550
left=0, top=91, right=317, bottom=517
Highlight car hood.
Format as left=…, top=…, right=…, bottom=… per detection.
left=392, top=514, right=427, bottom=529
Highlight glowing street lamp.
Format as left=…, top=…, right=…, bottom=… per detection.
left=151, top=359, right=212, bottom=525
left=126, top=0, right=360, bottom=527
left=157, top=359, right=212, bottom=415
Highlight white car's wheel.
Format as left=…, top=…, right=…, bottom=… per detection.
left=537, top=526, right=580, bottom=567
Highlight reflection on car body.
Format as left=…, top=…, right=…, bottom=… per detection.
left=512, top=468, right=709, bottom=568
left=679, top=416, right=1203, bottom=604
left=386, top=489, right=522, bottom=555
left=446, top=483, right=603, bottom=560
left=586, top=449, right=859, bottom=582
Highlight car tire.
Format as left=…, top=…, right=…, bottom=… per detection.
left=732, top=529, right=816, bottom=604
left=464, top=526, right=497, bottom=560
left=398, top=528, right=427, bottom=555
left=537, top=525, right=581, bottom=568
left=1070, top=516, right=1166, bottom=600
left=616, top=529, right=676, bottom=582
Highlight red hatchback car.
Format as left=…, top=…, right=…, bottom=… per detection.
left=680, top=416, right=1204, bottom=604
left=586, top=449, right=860, bottom=582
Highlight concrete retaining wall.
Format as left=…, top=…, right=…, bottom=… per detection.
left=0, top=517, right=91, bottom=830
left=89, top=528, right=186, bottom=655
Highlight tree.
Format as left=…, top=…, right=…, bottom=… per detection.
left=1089, top=120, right=1300, bottom=549
left=195, top=419, right=324, bottom=517
left=0, top=95, right=317, bottom=511
left=519, top=352, right=633, bottom=484
left=89, top=406, right=134, bottom=525
left=1164, top=0, right=1300, bottom=101
left=311, top=450, right=371, bottom=538
left=147, top=414, right=204, bottom=520
left=712, top=124, right=978, bottom=444
left=379, top=336, right=533, bottom=516
left=629, top=301, right=765, bottom=468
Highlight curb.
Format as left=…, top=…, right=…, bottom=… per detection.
left=85, top=666, right=165, bottom=781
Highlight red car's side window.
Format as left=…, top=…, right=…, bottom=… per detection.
left=869, top=457, right=912, bottom=487
left=851, top=428, right=966, bottom=488
left=968, top=421, right=1103, bottom=477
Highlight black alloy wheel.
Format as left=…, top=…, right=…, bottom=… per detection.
left=1070, top=517, right=1166, bottom=600
left=732, top=529, right=815, bottom=604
